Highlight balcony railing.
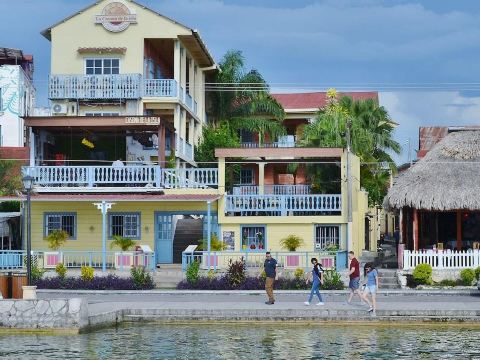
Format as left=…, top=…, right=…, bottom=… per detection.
left=233, top=185, right=311, bottom=195
left=22, top=166, right=217, bottom=191
left=49, top=75, right=199, bottom=115
left=49, top=74, right=143, bottom=99
left=225, top=194, right=342, bottom=216
left=143, top=79, right=177, bottom=97
left=241, top=135, right=297, bottom=148
left=176, top=135, right=194, bottom=162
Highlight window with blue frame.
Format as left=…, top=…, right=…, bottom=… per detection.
left=109, top=213, right=141, bottom=239
left=315, top=225, right=340, bottom=250
left=241, top=226, right=266, bottom=250
left=85, top=59, right=119, bottom=75
left=44, top=213, right=76, bottom=239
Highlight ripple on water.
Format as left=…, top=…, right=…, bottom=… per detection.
left=0, top=324, right=479, bottom=360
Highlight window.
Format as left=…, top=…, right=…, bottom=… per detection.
left=85, top=59, right=120, bottom=75
left=109, top=213, right=141, bottom=239
left=315, top=225, right=340, bottom=250
left=239, top=169, right=254, bottom=185
left=241, top=226, right=265, bottom=250
left=44, top=213, right=76, bottom=239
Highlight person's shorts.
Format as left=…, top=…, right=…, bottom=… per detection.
left=349, top=277, right=360, bottom=290
left=365, top=285, right=377, bottom=294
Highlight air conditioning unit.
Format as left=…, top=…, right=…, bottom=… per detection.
left=51, top=103, right=67, bottom=115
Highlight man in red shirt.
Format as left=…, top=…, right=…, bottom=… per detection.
left=347, top=251, right=362, bottom=304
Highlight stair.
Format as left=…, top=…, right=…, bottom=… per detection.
left=172, top=218, right=203, bottom=264
left=153, top=264, right=184, bottom=289
left=377, top=269, right=400, bottom=289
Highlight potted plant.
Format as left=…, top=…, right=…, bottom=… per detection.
left=110, top=235, right=136, bottom=269
left=280, top=234, right=304, bottom=268
left=44, top=230, right=69, bottom=268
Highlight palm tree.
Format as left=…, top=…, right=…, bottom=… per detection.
left=302, top=90, right=401, bottom=205
left=209, top=50, right=286, bottom=144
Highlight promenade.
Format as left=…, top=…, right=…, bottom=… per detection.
left=36, top=290, right=480, bottom=328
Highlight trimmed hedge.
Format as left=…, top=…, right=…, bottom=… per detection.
left=35, top=274, right=154, bottom=290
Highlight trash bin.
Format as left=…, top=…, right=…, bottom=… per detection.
left=12, top=273, right=27, bottom=299
left=0, top=273, right=8, bottom=299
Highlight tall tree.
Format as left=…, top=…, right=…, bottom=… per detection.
left=0, top=160, right=22, bottom=196
left=302, top=89, right=401, bottom=205
left=209, top=50, right=286, bottom=144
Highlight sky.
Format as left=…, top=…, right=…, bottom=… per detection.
left=1, top=0, right=480, bottom=164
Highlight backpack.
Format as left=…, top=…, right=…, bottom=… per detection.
left=314, top=264, right=324, bottom=282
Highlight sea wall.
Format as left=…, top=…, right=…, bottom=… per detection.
left=0, top=298, right=88, bottom=330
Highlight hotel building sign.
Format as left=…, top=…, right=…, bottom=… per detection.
left=95, top=2, right=137, bottom=33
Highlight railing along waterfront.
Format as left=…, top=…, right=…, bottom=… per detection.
left=233, top=185, right=311, bottom=195
left=182, top=250, right=348, bottom=271
left=403, top=249, right=480, bottom=270
left=0, top=251, right=155, bottom=271
left=49, top=74, right=143, bottom=99
left=23, top=166, right=218, bottom=189
left=224, top=194, right=341, bottom=215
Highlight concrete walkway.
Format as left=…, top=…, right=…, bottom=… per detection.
left=37, top=291, right=480, bottom=327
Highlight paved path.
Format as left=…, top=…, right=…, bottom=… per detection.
left=38, top=292, right=480, bottom=320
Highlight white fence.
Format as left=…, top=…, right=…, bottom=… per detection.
left=403, top=250, right=480, bottom=270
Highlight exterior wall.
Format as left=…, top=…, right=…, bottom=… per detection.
left=0, top=66, right=35, bottom=146
left=30, top=200, right=217, bottom=251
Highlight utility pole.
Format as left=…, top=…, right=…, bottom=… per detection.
left=346, top=119, right=353, bottom=253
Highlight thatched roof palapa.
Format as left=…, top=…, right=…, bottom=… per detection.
left=384, top=130, right=480, bottom=211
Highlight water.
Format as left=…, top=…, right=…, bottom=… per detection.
left=0, top=323, right=479, bottom=359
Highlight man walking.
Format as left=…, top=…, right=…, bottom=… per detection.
left=347, top=251, right=362, bottom=304
left=264, top=252, right=277, bottom=305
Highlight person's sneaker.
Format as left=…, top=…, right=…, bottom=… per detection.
left=265, top=301, right=274, bottom=305
left=316, top=302, right=325, bottom=306
left=304, top=301, right=310, bottom=306
left=368, top=307, right=374, bottom=313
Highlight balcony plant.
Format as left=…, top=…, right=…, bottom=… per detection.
left=280, top=234, right=304, bottom=252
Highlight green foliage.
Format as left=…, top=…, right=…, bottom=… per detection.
left=110, top=235, right=136, bottom=251
left=207, top=269, right=216, bottom=281
left=321, top=269, right=344, bottom=290
left=474, top=267, right=480, bottom=281
left=460, top=269, right=475, bottom=286
left=325, top=244, right=340, bottom=252
left=294, top=268, right=305, bottom=280
left=226, top=258, right=246, bottom=288
left=166, top=151, right=176, bottom=169
left=197, top=233, right=227, bottom=251
left=80, top=266, right=94, bottom=282
left=0, top=160, right=22, bottom=195
left=32, top=265, right=45, bottom=282
left=279, top=234, right=304, bottom=251
left=260, top=269, right=267, bottom=281
left=301, top=93, right=401, bottom=205
left=412, top=263, right=433, bottom=285
left=186, top=260, right=200, bottom=285
left=45, top=230, right=69, bottom=250
left=0, top=201, right=20, bottom=212
left=55, top=263, right=67, bottom=279
left=437, top=279, right=458, bottom=287
left=130, top=266, right=154, bottom=289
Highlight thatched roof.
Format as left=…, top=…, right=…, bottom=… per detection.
left=384, top=130, right=480, bottom=211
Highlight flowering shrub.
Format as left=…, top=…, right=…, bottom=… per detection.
left=81, top=266, right=94, bottom=282
left=35, top=274, right=154, bottom=290
left=55, top=263, right=67, bottom=279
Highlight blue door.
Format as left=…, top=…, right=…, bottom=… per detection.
left=155, top=213, right=173, bottom=263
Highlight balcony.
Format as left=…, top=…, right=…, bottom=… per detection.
left=22, top=166, right=218, bottom=192
left=233, top=185, right=311, bottom=195
left=48, top=75, right=198, bottom=114
left=241, top=135, right=297, bottom=148
left=225, top=194, right=342, bottom=216
left=176, top=135, right=194, bottom=163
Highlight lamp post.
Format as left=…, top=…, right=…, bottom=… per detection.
left=93, top=201, right=115, bottom=272
left=22, top=175, right=34, bottom=286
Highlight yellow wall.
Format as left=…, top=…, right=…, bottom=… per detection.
left=50, top=0, right=191, bottom=75
left=31, top=200, right=217, bottom=251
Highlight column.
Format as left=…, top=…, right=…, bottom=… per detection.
left=258, top=162, right=265, bottom=195
left=456, top=210, right=462, bottom=251
left=157, top=122, right=166, bottom=167
left=188, top=118, right=195, bottom=144
left=174, top=105, right=181, bottom=158
left=218, top=157, right=226, bottom=195
left=413, top=208, right=419, bottom=251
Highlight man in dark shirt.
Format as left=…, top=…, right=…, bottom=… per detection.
left=347, top=251, right=362, bottom=304
left=264, top=252, right=277, bottom=305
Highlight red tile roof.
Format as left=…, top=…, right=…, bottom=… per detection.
left=0, top=194, right=221, bottom=202
left=271, top=92, right=378, bottom=110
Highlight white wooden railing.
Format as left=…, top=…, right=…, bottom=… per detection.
left=176, top=135, right=194, bottom=162
left=225, top=194, right=341, bottom=215
left=233, top=185, right=311, bottom=195
left=143, top=79, right=177, bottom=97
left=403, top=250, right=480, bottom=270
left=23, top=166, right=218, bottom=190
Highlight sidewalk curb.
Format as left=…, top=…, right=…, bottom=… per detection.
left=37, top=289, right=479, bottom=296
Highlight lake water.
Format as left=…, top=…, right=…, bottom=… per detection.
left=0, top=323, right=479, bottom=359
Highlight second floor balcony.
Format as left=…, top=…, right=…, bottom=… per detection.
left=22, top=166, right=218, bottom=192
